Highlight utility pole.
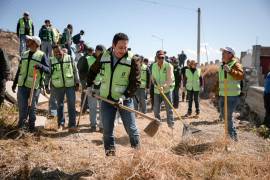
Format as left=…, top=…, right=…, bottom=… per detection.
left=197, top=8, right=201, bottom=65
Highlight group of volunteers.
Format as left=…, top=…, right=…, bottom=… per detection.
left=6, top=11, right=249, bottom=156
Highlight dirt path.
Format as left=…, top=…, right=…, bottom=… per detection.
left=0, top=99, right=270, bottom=179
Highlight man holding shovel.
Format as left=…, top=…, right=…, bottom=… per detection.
left=87, top=33, right=141, bottom=156
left=12, top=36, right=50, bottom=132
left=151, top=50, right=175, bottom=128
left=218, top=47, right=244, bottom=141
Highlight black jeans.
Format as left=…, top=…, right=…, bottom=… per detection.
left=0, top=79, right=6, bottom=106
left=264, top=93, right=270, bottom=127
left=173, top=86, right=180, bottom=108
left=187, top=90, right=200, bottom=114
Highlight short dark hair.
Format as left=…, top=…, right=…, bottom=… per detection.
left=112, top=33, right=129, bottom=46
left=52, top=44, right=61, bottom=49
left=45, top=19, right=50, bottom=23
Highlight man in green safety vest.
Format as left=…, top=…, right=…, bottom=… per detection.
left=45, top=45, right=80, bottom=132
left=39, top=19, right=54, bottom=58
left=184, top=60, right=203, bottom=117
left=12, top=36, right=50, bottom=132
left=17, top=11, right=34, bottom=55
left=86, top=45, right=105, bottom=132
left=87, top=33, right=141, bottom=156
left=134, top=56, right=151, bottom=114
left=151, top=50, right=175, bottom=128
left=217, top=47, right=244, bottom=141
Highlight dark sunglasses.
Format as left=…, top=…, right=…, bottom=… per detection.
left=158, top=56, right=165, bottom=60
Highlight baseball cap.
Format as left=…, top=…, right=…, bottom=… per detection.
left=220, top=47, right=235, bottom=56
left=26, top=35, right=41, bottom=46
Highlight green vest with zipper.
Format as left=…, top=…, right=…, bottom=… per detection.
left=152, top=61, right=175, bottom=94
left=50, top=54, right=75, bottom=88
left=99, top=51, right=133, bottom=100
left=140, top=63, right=147, bottom=88
left=218, top=59, right=241, bottom=96
left=185, top=68, right=201, bottom=91
left=87, top=55, right=101, bottom=86
left=18, top=50, right=44, bottom=89
left=19, top=18, right=33, bottom=35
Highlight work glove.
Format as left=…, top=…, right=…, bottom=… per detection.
left=118, top=95, right=127, bottom=105
left=12, top=83, right=16, bottom=93
left=223, top=64, right=231, bottom=73
left=45, top=86, right=50, bottom=94
left=75, top=83, right=80, bottom=91
left=200, top=86, right=204, bottom=92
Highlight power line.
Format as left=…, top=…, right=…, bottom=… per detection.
left=136, top=0, right=197, bottom=12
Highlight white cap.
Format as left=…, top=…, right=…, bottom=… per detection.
left=23, top=11, right=30, bottom=16
left=220, top=47, right=235, bottom=56
left=26, top=35, right=41, bottom=46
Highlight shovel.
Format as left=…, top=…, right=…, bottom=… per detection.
left=24, top=66, right=38, bottom=129
left=152, top=78, right=201, bottom=137
left=90, top=93, right=161, bottom=137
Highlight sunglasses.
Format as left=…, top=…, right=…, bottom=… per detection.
left=158, top=56, right=165, bottom=60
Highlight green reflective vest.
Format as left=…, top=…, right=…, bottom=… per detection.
left=86, top=55, right=101, bottom=86
left=219, top=59, right=241, bottom=96
left=19, top=18, right=33, bottom=35
left=50, top=54, right=75, bottom=88
left=186, top=68, right=201, bottom=91
left=140, top=64, right=147, bottom=88
left=18, top=50, right=44, bottom=89
left=99, top=51, right=133, bottom=100
left=152, top=61, right=175, bottom=94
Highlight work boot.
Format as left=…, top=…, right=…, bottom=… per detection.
left=105, top=149, right=116, bottom=156
left=90, top=126, right=97, bottom=132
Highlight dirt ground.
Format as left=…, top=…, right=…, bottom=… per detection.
left=0, top=98, right=270, bottom=179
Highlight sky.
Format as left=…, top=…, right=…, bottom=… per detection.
left=0, top=0, right=270, bottom=64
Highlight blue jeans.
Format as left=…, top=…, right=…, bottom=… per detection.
left=19, top=35, right=27, bottom=56
left=17, top=86, right=40, bottom=129
left=48, top=92, right=57, bottom=116
left=100, top=98, right=140, bottom=151
left=53, top=87, right=76, bottom=127
left=153, top=91, right=174, bottom=127
left=219, top=96, right=240, bottom=140
left=134, top=88, right=147, bottom=113
left=88, top=88, right=102, bottom=128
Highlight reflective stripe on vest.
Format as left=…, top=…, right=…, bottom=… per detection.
left=18, top=50, right=44, bottom=89
left=140, top=64, right=147, bottom=88
left=218, top=60, right=241, bottom=96
left=152, top=61, right=174, bottom=94
left=99, top=51, right=132, bottom=100
left=19, top=18, right=33, bottom=35
left=185, top=68, right=201, bottom=91
left=50, top=54, right=75, bottom=88
left=87, top=55, right=101, bottom=85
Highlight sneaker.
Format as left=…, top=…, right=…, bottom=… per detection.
left=68, top=127, right=78, bottom=133
left=105, top=149, right=116, bottom=156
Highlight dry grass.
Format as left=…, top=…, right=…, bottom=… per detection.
left=1, top=102, right=270, bottom=179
